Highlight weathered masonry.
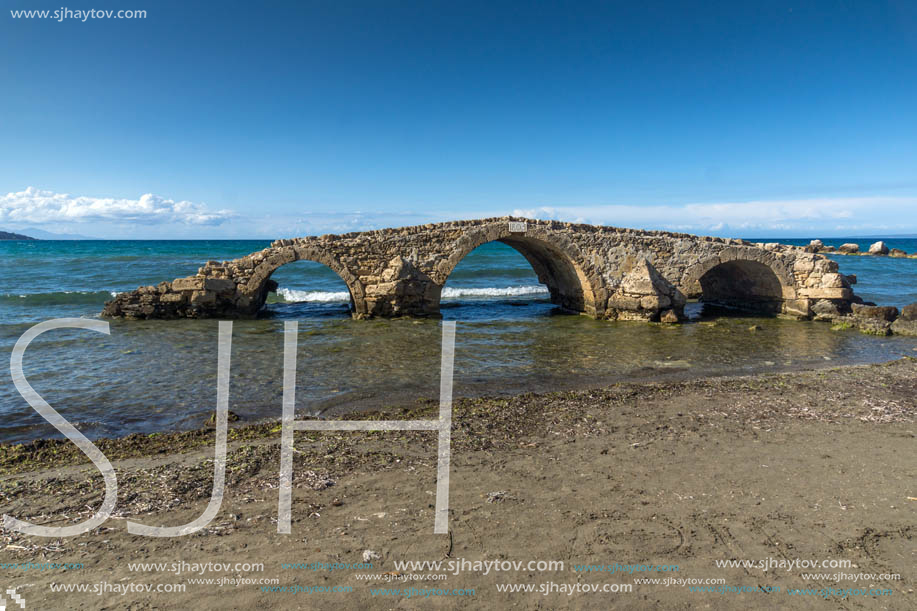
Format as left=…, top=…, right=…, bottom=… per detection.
left=102, top=218, right=857, bottom=322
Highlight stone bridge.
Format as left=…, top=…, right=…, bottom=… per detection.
left=102, top=217, right=857, bottom=322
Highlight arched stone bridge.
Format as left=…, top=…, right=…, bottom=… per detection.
left=102, top=218, right=856, bottom=322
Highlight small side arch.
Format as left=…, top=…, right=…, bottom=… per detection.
left=680, top=248, right=795, bottom=313
left=243, top=245, right=367, bottom=317
left=434, top=223, right=602, bottom=317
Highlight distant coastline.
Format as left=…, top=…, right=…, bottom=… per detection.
left=0, top=230, right=35, bottom=240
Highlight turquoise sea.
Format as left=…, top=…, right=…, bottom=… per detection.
left=2, top=236, right=916, bottom=444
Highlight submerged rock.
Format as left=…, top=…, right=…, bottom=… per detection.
left=660, top=309, right=680, bottom=323
left=891, top=302, right=917, bottom=336
left=206, top=410, right=241, bottom=426
left=847, top=304, right=899, bottom=336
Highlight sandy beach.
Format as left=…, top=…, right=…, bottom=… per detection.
left=1, top=358, right=914, bottom=610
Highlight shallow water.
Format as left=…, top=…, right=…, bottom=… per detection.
left=1, top=238, right=916, bottom=443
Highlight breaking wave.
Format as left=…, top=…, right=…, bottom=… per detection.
left=274, top=288, right=352, bottom=303
left=441, top=285, right=548, bottom=298
left=272, top=285, right=550, bottom=303
left=0, top=290, right=119, bottom=306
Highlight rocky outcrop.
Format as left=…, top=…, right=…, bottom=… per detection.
left=825, top=304, right=900, bottom=336
left=806, top=239, right=907, bottom=257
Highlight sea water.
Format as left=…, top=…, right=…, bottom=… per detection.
left=1, top=237, right=916, bottom=443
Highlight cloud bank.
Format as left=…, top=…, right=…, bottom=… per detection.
left=511, top=197, right=917, bottom=236
left=0, top=187, right=235, bottom=225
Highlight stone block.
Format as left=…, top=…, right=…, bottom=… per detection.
left=190, top=290, right=216, bottom=306
left=365, top=282, right=398, bottom=297
left=818, top=273, right=846, bottom=289
left=639, top=295, right=671, bottom=310
left=800, top=287, right=853, bottom=300
left=160, top=292, right=186, bottom=303
left=172, top=277, right=206, bottom=291
left=811, top=299, right=842, bottom=321
left=203, top=278, right=236, bottom=291
left=783, top=299, right=812, bottom=319
left=607, top=294, right=641, bottom=310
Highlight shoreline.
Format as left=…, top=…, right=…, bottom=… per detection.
left=1, top=354, right=913, bottom=461
left=4, top=311, right=917, bottom=446
left=1, top=359, right=914, bottom=609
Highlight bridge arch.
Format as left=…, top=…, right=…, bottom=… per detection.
left=680, top=248, right=795, bottom=314
left=432, top=224, right=601, bottom=317
left=243, top=245, right=367, bottom=316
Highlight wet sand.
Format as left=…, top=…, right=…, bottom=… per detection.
left=1, top=359, right=915, bottom=610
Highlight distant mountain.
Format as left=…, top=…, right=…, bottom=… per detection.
left=0, top=230, right=36, bottom=240
left=16, top=227, right=98, bottom=240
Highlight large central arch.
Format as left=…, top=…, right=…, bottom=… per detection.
left=242, top=245, right=367, bottom=317
left=433, top=225, right=600, bottom=317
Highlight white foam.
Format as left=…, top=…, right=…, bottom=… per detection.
left=273, top=285, right=549, bottom=303
left=441, top=285, right=548, bottom=299
left=276, top=288, right=351, bottom=302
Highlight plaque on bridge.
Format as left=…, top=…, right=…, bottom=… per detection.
left=508, top=221, right=527, bottom=233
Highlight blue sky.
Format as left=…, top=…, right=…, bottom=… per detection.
left=1, top=0, right=916, bottom=238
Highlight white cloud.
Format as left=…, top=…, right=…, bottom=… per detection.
left=0, top=187, right=235, bottom=225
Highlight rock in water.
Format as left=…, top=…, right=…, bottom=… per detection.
left=805, top=239, right=824, bottom=253
left=660, top=309, right=680, bottom=323
left=850, top=303, right=899, bottom=336
left=838, top=243, right=860, bottom=254
left=891, top=302, right=917, bottom=336
left=852, top=303, right=899, bottom=321
left=868, top=241, right=889, bottom=255
left=889, top=248, right=908, bottom=257
left=812, top=299, right=843, bottom=321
